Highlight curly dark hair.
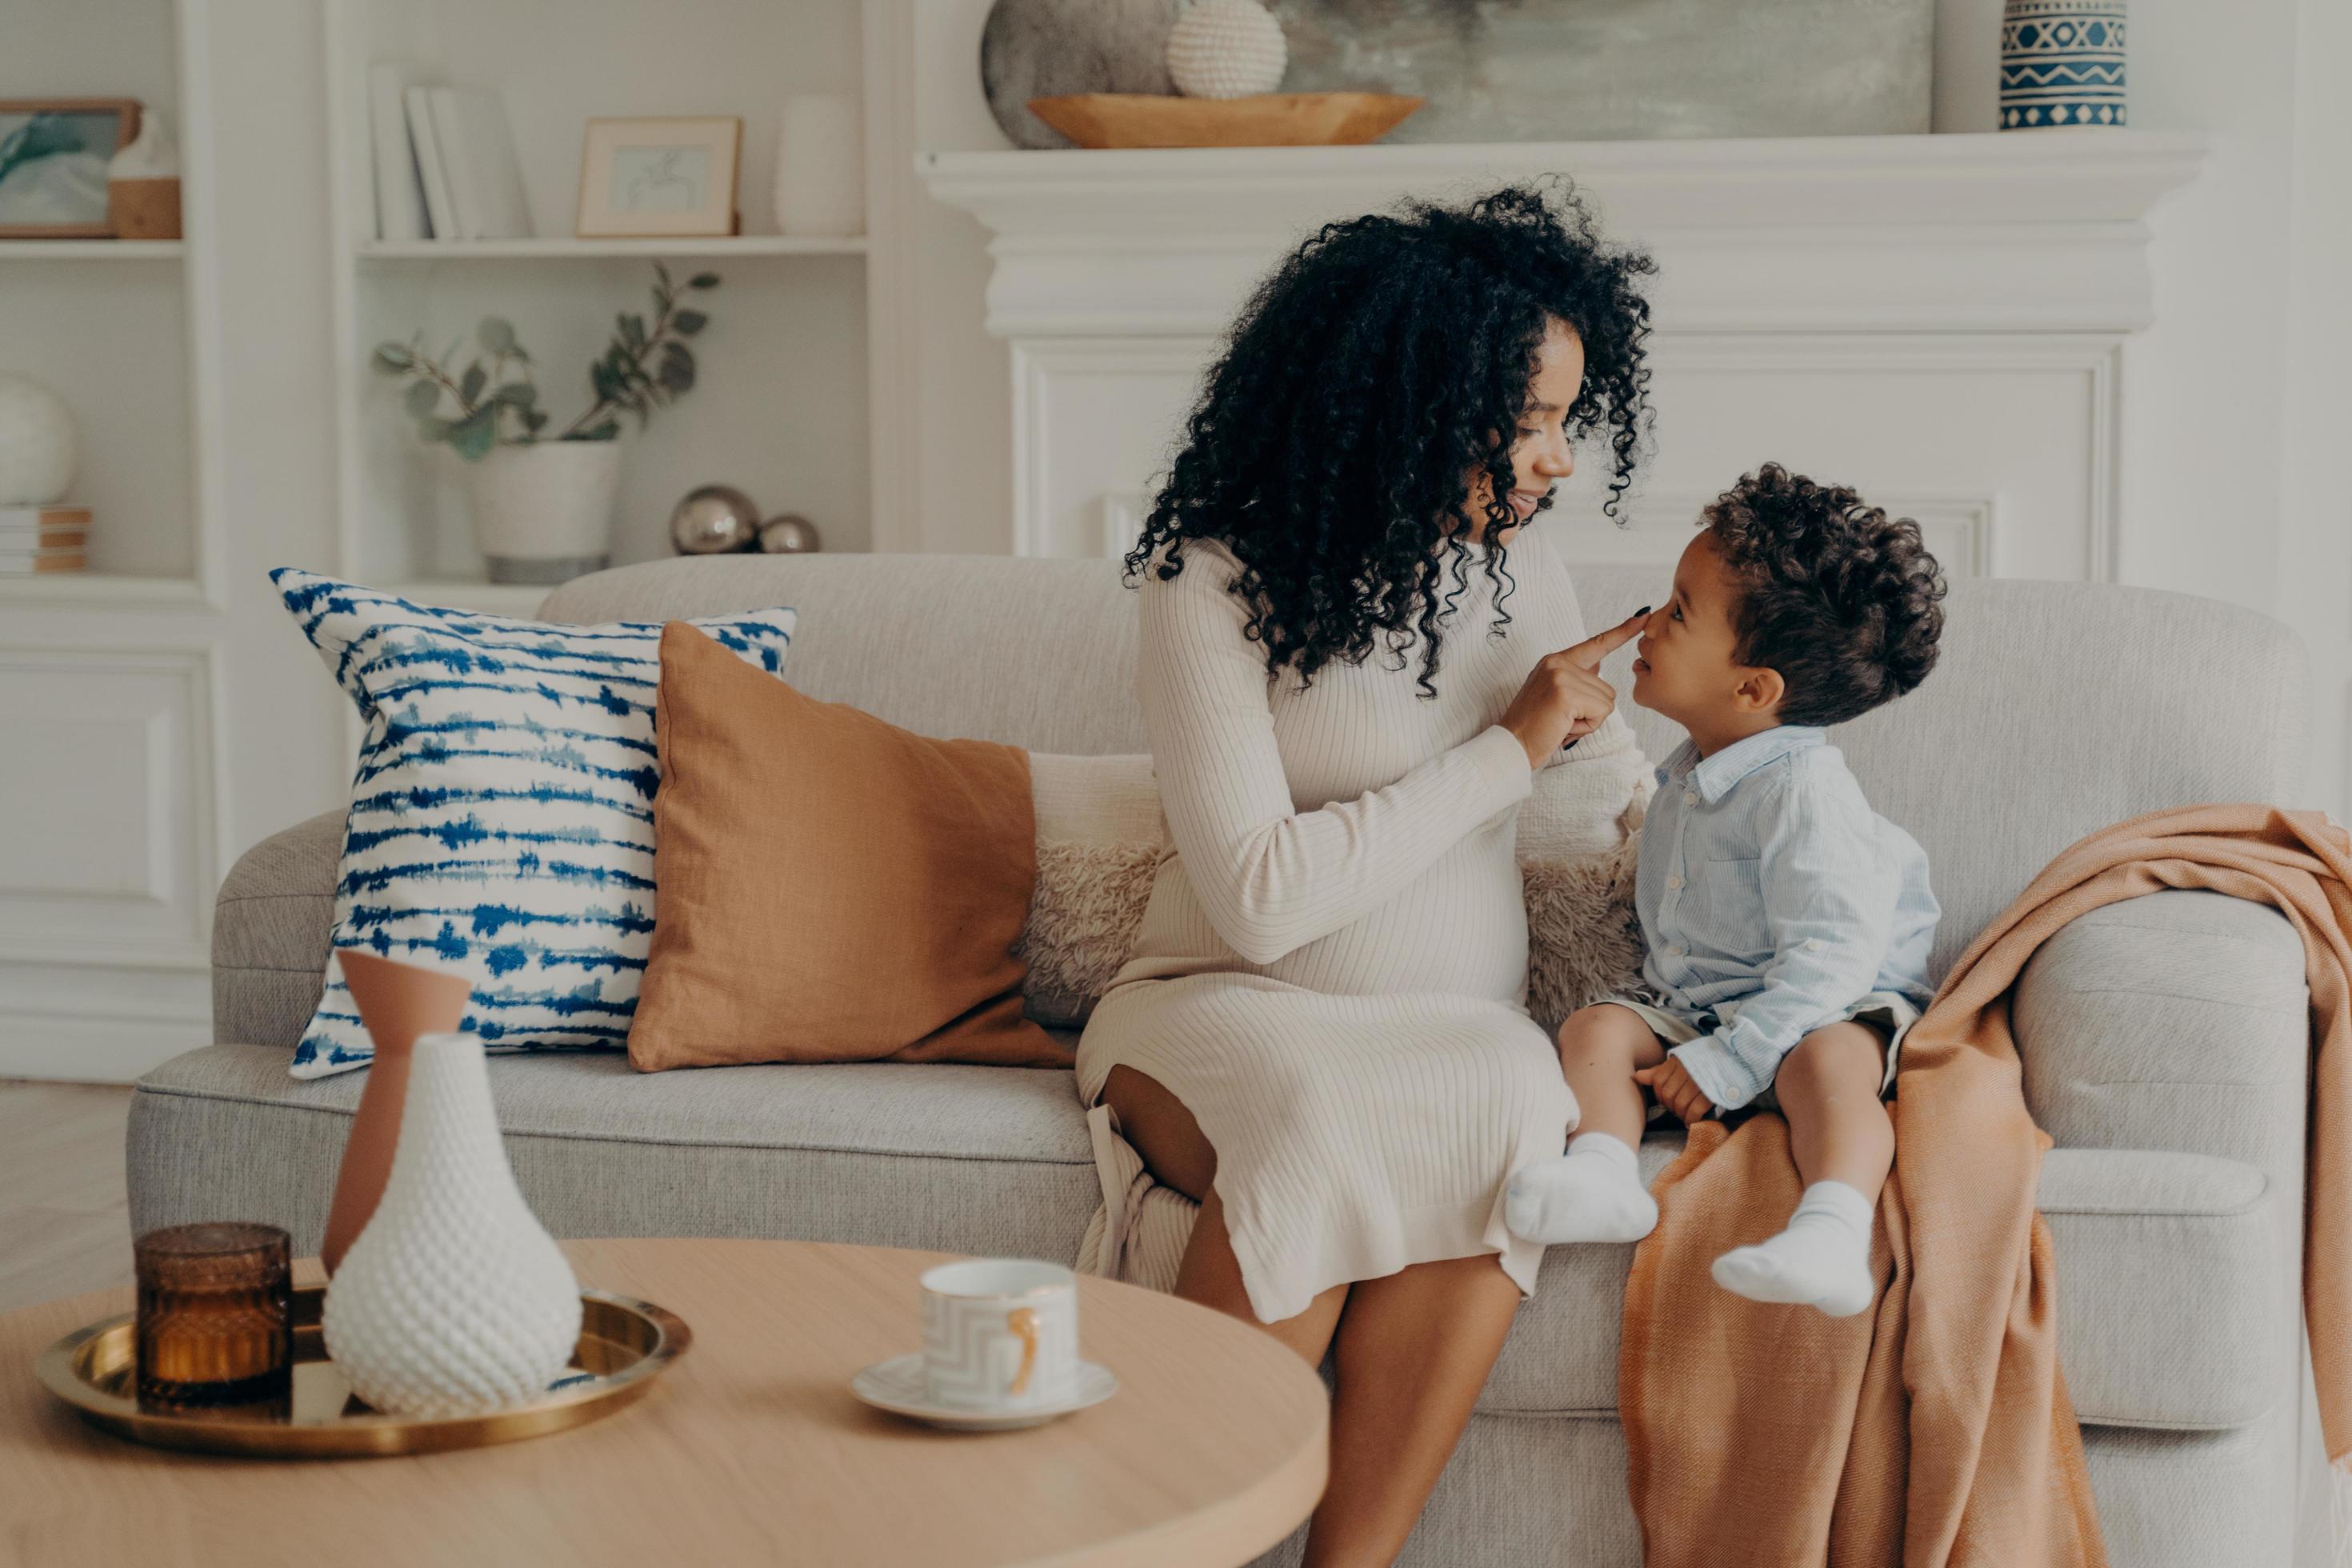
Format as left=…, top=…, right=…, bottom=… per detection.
left=1700, top=464, right=1949, bottom=728
left=1122, top=180, right=1655, bottom=697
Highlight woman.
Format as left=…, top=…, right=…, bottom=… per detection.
left=1078, top=182, right=1656, bottom=1565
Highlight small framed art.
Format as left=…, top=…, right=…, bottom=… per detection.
left=576, top=117, right=742, bottom=238
left=0, top=99, right=142, bottom=238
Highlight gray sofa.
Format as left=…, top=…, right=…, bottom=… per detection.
left=133, top=552, right=2314, bottom=1566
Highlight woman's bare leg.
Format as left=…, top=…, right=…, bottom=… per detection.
left=1102, top=1064, right=1348, bottom=1365
left=1304, top=1255, right=1523, bottom=1567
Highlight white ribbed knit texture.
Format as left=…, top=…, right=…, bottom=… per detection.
left=1077, top=530, right=1630, bottom=1322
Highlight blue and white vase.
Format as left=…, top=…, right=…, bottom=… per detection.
left=2002, top=1, right=2126, bottom=130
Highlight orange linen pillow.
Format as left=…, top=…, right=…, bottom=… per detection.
left=630, top=622, right=1070, bottom=1071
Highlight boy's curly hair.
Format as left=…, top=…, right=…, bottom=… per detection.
left=1702, top=464, right=1947, bottom=728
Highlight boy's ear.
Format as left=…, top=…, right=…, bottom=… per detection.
left=1734, top=666, right=1785, bottom=716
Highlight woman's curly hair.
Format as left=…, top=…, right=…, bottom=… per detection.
left=1701, top=464, right=1949, bottom=728
left=1123, top=181, right=1655, bottom=697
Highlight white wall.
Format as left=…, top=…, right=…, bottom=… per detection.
left=895, top=0, right=2349, bottom=814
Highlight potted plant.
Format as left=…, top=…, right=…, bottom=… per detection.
left=371, top=262, right=718, bottom=584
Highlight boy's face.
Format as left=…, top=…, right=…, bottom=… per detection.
left=1631, top=532, right=1776, bottom=730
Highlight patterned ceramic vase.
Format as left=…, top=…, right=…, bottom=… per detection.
left=2001, top=1, right=2126, bottom=129
left=322, top=1031, right=581, bottom=1416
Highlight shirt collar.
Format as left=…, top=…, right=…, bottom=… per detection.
left=1654, top=725, right=1826, bottom=804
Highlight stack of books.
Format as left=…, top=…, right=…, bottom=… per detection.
left=368, top=66, right=531, bottom=243
left=0, top=505, right=90, bottom=575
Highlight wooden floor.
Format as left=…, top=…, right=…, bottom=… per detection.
left=0, top=1080, right=135, bottom=1316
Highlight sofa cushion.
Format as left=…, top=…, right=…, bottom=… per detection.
left=1478, top=1134, right=2288, bottom=1431
left=270, top=571, right=800, bottom=1076
left=128, top=1044, right=1102, bottom=1266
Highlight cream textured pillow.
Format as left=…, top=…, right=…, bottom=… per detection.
left=1015, top=730, right=1653, bottom=1035
left=1020, top=754, right=1170, bottom=1028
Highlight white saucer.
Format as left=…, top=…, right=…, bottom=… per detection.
left=850, top=1353, right=1118, bottom=1431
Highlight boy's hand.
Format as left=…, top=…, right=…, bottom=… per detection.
left=1634, top=1057, right=1714, bottom=1126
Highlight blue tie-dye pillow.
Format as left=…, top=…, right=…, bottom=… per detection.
left=273, top=570, right=797, bottom=1078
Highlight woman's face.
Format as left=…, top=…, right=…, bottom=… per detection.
left=1467, top=317, right=1585, bottom=543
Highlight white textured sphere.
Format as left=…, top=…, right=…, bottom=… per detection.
left=1166, top=0, right=1287, bottom=99
left=0, top=375, right=78, bottom=505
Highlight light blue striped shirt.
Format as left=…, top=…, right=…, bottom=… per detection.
left=1635, top=726, right=1938, bottom=1110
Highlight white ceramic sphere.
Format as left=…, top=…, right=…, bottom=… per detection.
left=1166, top=0, right=1287, bottom=99
left=0, top=375, right=78, bottom=506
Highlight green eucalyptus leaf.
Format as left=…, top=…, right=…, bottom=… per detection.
left=458, top=363, right=487, bottom=406
left=402, top=379, right=441, bottom=418
left=569, top=419, right=620, bottom=442
left=620, top=313, right=646, bottom=351
left=449, top=403, right=498, bottom=461
left=415, top=415, right=454, bottom=443
left=372, top=342, right=416, bottom=375
left=688, top=272, right=718, bottom=290
left=493, top=381, right=537, bottom=407
left=523, top=409, right=549, bottom=434
left=477, top=316, right=517, bottom=356
left=672, top=310, right=707, bottom=336
left=654, top=258, right=673, bottom=292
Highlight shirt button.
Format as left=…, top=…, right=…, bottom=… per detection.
left=1804, top=938, right=1824, bottom=952
left=1666, top=874, right=1683, bottom=890
left=1667, top=944, right=1686, bottom=958
left=1683, top=790, right=1698, bottom=806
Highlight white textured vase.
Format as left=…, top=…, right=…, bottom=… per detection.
left=462, top=441, right=621, bottom=586
left=322, top=1031, right=581, bottom=1417
left=773, top=94, right=865, bottom=238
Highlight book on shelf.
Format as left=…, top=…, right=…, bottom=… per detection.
left=427, top=87, right=531, bottom=242
left=0, top=549, right=87, bottom=575
left=370, top=62, right=431, bottom=242
left=0, top=504, right=90, bottom=546
left=403, top=85, right=458, bottom=241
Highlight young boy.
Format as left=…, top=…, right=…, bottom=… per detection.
left=1506, top=463, right=1946, bottom=1318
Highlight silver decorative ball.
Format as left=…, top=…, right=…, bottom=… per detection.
left=668, top=485, right=762, bottom=554
left=758, top=513, right=822, bottom=554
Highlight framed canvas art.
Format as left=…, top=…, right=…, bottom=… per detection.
left=576, top=117, right=741, bottom=238
left=0, top=99, right=142, bottom=238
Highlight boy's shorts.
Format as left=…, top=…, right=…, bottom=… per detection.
left=1598, top=986, right=1922, bottom=1116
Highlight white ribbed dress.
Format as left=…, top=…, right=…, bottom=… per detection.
left=1077, top=528, right=1622, bottom=1324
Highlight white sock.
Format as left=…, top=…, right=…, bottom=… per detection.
left=1710, top=1180, right=1877, bottom=1318
left=1504, top=1132, right=1658, bottom=1245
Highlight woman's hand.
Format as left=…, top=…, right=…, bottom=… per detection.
left=1634, top=1057, right=1714, bottom=1126
left=1499, top=607, right=1649, bottom=770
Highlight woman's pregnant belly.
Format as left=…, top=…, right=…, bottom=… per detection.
left=1111, top=818, right=1531, bottom=1003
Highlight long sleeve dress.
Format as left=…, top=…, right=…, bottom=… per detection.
left=1075, top=527, right=1627, bottom=1323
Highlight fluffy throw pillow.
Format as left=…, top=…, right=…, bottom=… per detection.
left=1520, top=718, right=1654, bottom=1034
left=273, top=570, right=797, bottom=1078
left=1019, top=754, right=1170, bottom=1028
left=629, top=622, right=1067, bottom=1070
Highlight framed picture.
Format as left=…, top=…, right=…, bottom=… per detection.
left=576, top=117, right=741, bottom=238
left=0, top=99, right=142, bottom=238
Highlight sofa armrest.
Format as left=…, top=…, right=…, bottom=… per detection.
left=2016, top=888, right=2309, bottom=1184
left=212, top=810, right=343, bottom=1049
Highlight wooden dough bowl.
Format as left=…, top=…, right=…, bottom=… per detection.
left=1028, top=91, right=1423, bottom=150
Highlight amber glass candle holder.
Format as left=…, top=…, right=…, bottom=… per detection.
left=134, top=1222, right=293, bottom=1415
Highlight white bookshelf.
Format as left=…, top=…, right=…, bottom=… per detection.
left=322, top=0, right=880, bottom=607
left=0, top=0, right=223, bottom=604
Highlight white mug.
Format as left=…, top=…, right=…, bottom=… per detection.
left=919, top=1258, right=1078, bottom=1412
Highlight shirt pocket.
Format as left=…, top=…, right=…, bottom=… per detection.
left=1694, top=855, right=1773, bottom=966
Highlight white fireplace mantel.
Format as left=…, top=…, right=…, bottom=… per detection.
left=919, top=130, right=2208, bottom=338
left=917, top=131, right=2208, bottom=569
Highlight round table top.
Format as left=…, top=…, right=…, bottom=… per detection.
left=0, top=1237, right=1329, bottom=1567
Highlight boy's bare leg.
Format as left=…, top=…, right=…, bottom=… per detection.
left=1710, top=1020, right=1891, bottom=1318
left=1503, top=1004, right=1667, bottom=1245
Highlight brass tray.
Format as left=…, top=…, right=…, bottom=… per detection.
left=36, top=1286, right=690, bottom=1458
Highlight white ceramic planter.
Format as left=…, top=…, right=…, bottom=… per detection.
left=322, top=1031, right=582, bottom=1417
left=462, top=441, right=622, bottom=585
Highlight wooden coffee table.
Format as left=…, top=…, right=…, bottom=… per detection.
left=0, top=1237, right=1329, bottom=1566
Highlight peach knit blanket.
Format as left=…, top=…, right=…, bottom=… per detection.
left=1620, top=804, right=2352, bottom=1566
